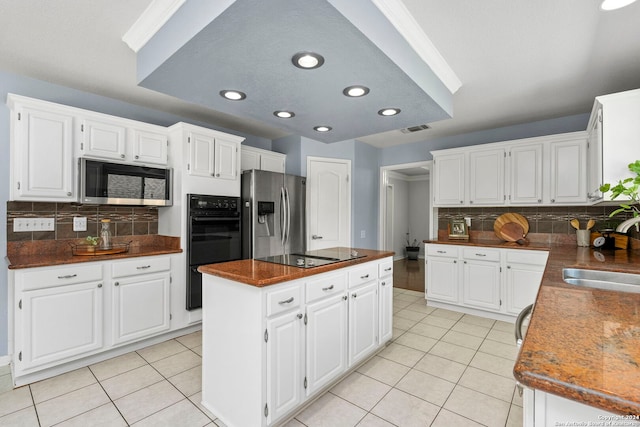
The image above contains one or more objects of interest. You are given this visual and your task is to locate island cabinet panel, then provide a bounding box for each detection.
[201,256,393,427]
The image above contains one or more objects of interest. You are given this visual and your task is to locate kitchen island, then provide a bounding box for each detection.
[426,237,640,423]
[198,248,394,427]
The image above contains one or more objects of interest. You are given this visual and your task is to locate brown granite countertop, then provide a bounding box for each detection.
[426,237,640,415]
[199,248,394,287]
[6,235,182,269]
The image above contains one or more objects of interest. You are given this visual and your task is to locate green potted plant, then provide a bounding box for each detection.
[599,160,640,232]
[405,233,420,260]
[85,236,99,252]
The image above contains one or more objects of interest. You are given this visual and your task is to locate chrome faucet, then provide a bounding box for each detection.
[615,216,640,233]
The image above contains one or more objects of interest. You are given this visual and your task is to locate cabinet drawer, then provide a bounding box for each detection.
[112,256,170,278]
[266,284,302,317]
[426,244,459,258]
[19,263,103,291]
[378,260,393,278]
[505,249,549,266]
[463,248,500,262]
[348,263,378,289]
[306,272,347,303]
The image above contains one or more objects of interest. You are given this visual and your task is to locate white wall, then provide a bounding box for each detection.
[408,177,430,257]
[388,175,408,259]
[387,172,429,259]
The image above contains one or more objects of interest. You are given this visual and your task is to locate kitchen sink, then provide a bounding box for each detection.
[562,268,640,293]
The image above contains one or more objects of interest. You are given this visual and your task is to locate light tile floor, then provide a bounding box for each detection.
[0,289,523,426]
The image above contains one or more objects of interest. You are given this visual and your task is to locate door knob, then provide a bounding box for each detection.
[312,235,323,240]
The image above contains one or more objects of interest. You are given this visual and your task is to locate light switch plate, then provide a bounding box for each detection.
[13,218,55,232]
[73,216,87,232]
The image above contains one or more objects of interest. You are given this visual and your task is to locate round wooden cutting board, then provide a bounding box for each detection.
[494,213,529,242]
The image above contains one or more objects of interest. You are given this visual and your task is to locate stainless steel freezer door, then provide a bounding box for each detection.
[242,170,285,259]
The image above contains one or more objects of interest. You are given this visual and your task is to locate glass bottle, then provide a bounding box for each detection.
[99,219,112,250]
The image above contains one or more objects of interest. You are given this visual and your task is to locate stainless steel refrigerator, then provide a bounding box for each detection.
[241,170,306,259]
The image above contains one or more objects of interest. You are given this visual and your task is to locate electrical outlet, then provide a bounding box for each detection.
[13,218,55,232]
[360,230,366,238]
[73,216,87,232]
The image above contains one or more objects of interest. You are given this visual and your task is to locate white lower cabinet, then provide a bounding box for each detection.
[425,245,459,303]
[201,257,393,427]
[111,257,171,345]
[18,281,103,371]
[11,255,173,383]
[461,248,501,311]
[505,250,548,315]
[524,388,639,427]
[425,244,548,320]
[266,309,304,424]
[348,281,378,367]
[305,284,348,396]
[378,274,394,344]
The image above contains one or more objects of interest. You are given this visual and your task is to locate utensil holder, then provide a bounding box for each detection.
[576,230,591,247]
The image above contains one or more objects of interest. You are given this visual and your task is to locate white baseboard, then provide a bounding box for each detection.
[0,355,10,367]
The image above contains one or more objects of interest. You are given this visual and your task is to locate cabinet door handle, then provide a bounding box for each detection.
[136,265,151,270]
[436,250,446,254]
[381,281,386,286]
[551,199,555,203]
[135,155,139,159]
[343,295,348,301]
[453,260,457,264]
[114,281,120,286]
[312,235,323,240]
[475,253,487,257]
[360,274,370,279]
[384,267,392,272]
[278,297,294,305]
[297,313,303,319]
[67,192,72,196]
[216,173,220,177]
[352,293,357,298]
[507,265,511,269]
[120,154,125,159]
[57,274,77,279]
[98,283,102,288]
[322,285,334,291]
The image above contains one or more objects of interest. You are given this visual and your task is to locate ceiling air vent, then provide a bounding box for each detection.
[400,124,430,134]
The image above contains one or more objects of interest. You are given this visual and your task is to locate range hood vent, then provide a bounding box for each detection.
[400,124,430,134]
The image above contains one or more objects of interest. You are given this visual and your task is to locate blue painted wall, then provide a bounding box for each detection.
[379,113,590,166]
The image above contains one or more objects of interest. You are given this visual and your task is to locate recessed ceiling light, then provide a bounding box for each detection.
[378,108,401,116]
[274,111,295,119]
[220,90,246,101]
[343,85,370,97]
[601,0,637,10]
[314,125,332,132]
[292,52,325,69]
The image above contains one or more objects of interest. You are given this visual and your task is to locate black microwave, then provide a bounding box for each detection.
[79,158,173,206]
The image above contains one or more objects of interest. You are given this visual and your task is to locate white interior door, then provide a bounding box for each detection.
[307,157,351,251]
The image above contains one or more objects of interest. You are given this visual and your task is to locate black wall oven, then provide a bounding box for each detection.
[187,194,241,310]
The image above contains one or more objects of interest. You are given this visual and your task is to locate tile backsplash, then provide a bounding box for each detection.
[438,205,639,239]
[7,201,158,242]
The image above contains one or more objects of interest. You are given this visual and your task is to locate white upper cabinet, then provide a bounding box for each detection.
[507,143,543,204]
[81,117,127,161]
[188,130,239,181]
[8,95,76,202]
[432,131,588,207]
[433,152,465,206]
[80,115,168,165]
[469,148,505,205]
[167,122,245,197]
[131,127,168,165]
[549,137,587,204]
[588,88,640,202]
[241,145,286,173]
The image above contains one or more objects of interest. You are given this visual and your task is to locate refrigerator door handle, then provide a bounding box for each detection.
[280,187,287,246]
[285,187,291,245]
